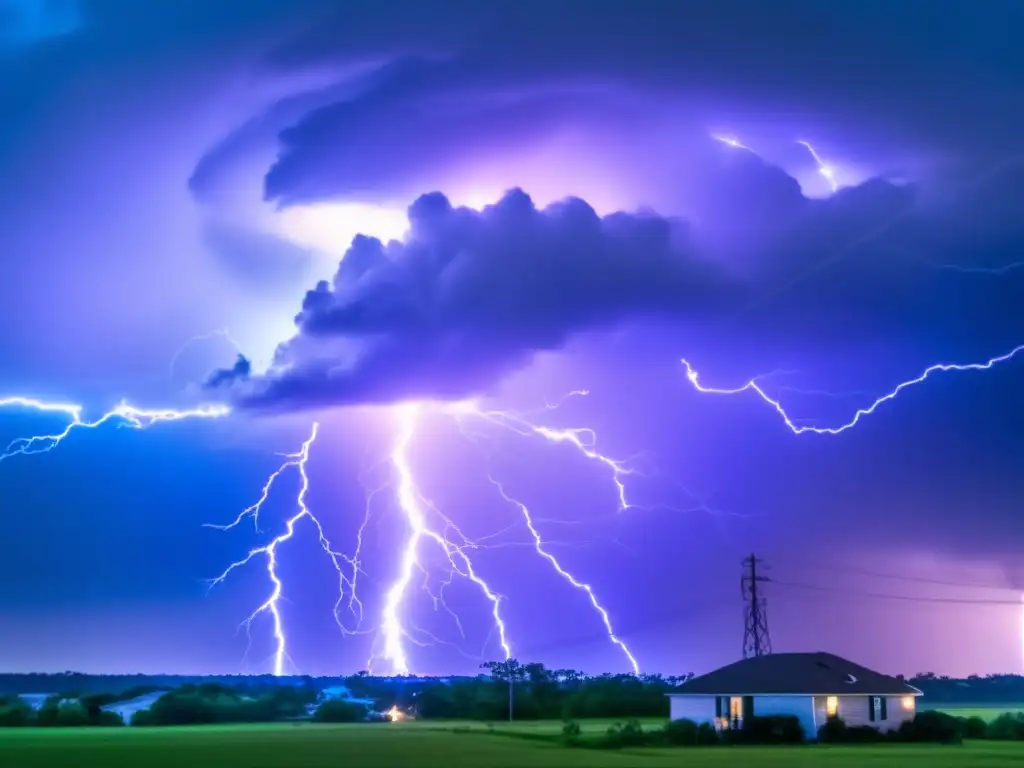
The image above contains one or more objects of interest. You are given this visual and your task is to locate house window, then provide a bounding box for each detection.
[901,696,915,711]
[869,696,888,721]
[825,696,838,717]
[730,696,743,727]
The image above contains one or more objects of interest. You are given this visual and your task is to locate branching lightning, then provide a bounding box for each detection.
[489,476,640,673]
[373,403,512,675]
[797,139,839,193]
[681,343,1024,434]
[0,398,229,462]
[170,328,243,378]
[206,422,364,676]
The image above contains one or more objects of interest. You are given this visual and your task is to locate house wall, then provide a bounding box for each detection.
[668,695,716,725]
[837,695,915,732]
[751,696,817,738]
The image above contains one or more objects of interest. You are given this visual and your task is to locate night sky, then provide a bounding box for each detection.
[2,0,1023,680]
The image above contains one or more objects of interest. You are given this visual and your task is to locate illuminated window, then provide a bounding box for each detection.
[825,696,839,716]
[901,696,915,711]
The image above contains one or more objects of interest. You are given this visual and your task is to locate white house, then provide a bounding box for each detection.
[667,652,922,739]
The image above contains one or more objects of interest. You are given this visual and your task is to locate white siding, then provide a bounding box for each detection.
[751,695,817,738]
[668,695,716,725]
[837,695,914,731]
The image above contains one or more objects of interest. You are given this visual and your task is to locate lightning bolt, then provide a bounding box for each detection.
[712,134,754,152]
[374,403,512,675]
[207,422,364,676]
[681,343,1024,435]
[797,139,839,193]
[489,477,640,673]
[448,394,642,512]
[169,328,242,378]
[0,398,229,462]
[922,258,1024,276]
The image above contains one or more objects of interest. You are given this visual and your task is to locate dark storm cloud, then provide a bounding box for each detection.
[212,148,1024,410]
[209,188,734,409]
[184,0,1024,206]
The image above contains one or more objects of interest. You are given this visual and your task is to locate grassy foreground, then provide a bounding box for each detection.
[1,721,1024,768]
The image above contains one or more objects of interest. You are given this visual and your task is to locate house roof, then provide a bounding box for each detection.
[670,653,921,696]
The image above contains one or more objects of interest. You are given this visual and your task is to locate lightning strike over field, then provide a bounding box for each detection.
[374,403,512,675]
[489,477,640,673]
[0,398,229,461]
[681,342,1024,434]
[797,139,839,193]
[207,422,362,676]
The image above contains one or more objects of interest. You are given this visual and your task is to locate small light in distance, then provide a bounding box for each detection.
[901,696,915,711]
[386,705,409,722]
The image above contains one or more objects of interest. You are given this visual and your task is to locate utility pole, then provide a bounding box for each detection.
[741,554,772,659]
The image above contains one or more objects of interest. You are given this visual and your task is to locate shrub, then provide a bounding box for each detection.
[312,699,368,723]
[818,716,885,743]
[960,716,988,740]
[0,696,32,727]
[602,720,647,748]
[817,715,846,742]
[661,718,699,745]
[696,721,720,745]
[732,715,804,744]
[986,712,1024,740]
[35,700,90,727]
[561,720,582,745]
[899,711,962,744]
[130,709,155,727]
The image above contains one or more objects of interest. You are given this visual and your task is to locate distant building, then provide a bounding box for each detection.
[100,691,167,723]
[667,652,922,738]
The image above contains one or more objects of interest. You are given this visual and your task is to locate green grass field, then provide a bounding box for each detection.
[2,721,1024,768]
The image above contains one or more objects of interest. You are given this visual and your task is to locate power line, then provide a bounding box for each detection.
[773,560,1016,591]
[771,579,1024,606]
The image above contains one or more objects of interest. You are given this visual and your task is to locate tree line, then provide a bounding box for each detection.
[0,660,692,726]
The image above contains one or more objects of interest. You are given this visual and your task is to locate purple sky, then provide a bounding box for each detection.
[1,0,1024,679]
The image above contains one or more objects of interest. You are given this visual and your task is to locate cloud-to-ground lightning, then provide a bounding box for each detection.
[681,342,1024,435]
[489,476,640,673]
[207,422,365,676]
[797,139,839,193]
[0,398,229,462]
[374,403,512,675]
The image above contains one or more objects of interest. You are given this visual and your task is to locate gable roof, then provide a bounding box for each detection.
[671,653,920,696]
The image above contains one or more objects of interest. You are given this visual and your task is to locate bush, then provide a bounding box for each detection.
[561,720,581,745]
[0,696,32,727]
[661,718,699,745]
[960,716,987,740]
[899,711,962,744]
[818,716,885,743]
[731,715,804,744]
[985,712,1024,740]
[312,699,368,723]
[36,700,90,727]
[602,720,647,748]
[696,721,720,745]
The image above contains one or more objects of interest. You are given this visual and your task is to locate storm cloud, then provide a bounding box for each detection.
[211,145,1024,411]
[210,187,734,409]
